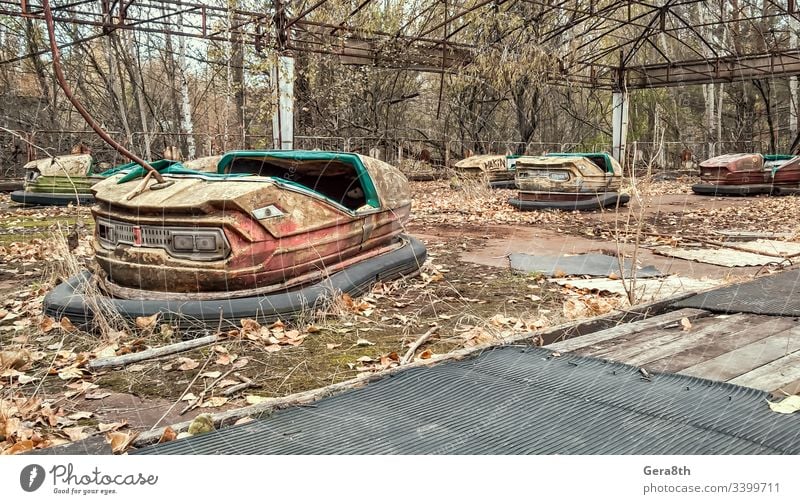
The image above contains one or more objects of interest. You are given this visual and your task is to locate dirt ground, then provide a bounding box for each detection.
[1,177,799,453]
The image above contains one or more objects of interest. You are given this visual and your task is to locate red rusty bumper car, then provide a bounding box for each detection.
[43,151,427,329]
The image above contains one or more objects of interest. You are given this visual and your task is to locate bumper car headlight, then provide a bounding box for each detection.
[172,234,195,251]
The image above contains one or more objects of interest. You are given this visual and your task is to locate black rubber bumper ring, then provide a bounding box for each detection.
[43,235,427,331]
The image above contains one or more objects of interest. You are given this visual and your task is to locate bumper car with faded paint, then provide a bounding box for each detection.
[453,154,519,188]
[769,156,800,195]
[43,151,427,329]
[10,154,102,206]
[10,154,221,206]
[691,153,795,196]
[508,153,629,211]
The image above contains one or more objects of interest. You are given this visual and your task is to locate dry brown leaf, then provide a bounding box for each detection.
[357,338,375,346]
[234,417,255,426]
[200,371,222,379]
[240,318,261,333]
[181,393,198,402]
[680,317,692,331]
[418,349,433,360]
[215,353,235,366]
[67,411,93,420]
[200,397,227,408]
[57,365,83,380]
[39,316,56,333]
[326,343,342,350]
[158,426,177,444]
[92,344,118,359]
[60,317,77,333]
[63,426,88,442]
[106,430,138,454]
[767,395,800,414]
[176,357,199,371]
[0,349,30,371]
[3,439,35,455]
[97,421,127,433]
[17,374,36,385]
[135,314,158,330]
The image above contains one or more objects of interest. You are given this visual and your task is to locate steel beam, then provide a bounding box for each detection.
[626,50,800,88]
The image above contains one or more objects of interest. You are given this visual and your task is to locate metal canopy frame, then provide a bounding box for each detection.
[2,0,799,89]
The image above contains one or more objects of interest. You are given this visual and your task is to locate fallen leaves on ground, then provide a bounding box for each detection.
[351,351,402,378]
[237,318,308,350]
[0,393,128,454]
[563,294,621,320]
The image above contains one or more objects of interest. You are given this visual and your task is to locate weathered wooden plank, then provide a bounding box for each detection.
[643,316,797,373]
[547,308,709,353]
[771,379,800,396]
[593,314,755,365]
[631,314,792,373]
[679,324,800,382]
[585,313,749,359]
[729,349,800,392]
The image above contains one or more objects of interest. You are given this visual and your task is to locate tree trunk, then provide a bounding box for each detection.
[164,31,183,156]
[753,80,776,154]
[114,31,152,159]
[231,18,245,147]
[105,32,133,148]
[23,19,56,126]
[704,84,715,157]
[177,14,196,158]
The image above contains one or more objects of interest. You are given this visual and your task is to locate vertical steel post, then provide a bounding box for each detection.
[612,90,629,169]
[272,0,294,150]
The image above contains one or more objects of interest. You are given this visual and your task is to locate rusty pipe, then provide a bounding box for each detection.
[41,0,169,186]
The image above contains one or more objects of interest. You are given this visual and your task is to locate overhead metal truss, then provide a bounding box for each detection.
[1,0,800,89]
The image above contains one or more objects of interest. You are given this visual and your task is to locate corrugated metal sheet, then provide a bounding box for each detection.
[730,240,800,258]
[135,346,800,455]
[509,253,663,278]
[550,276,721,302]
[651,245,782,267]
[674,269,800,317]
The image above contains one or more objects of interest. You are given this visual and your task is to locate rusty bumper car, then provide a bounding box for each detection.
[10,153,102,206]
[11,154,221,206]
[691,153,795,196]
[508,153,629,211]
[453,154,519,189]
[44,151,427,329]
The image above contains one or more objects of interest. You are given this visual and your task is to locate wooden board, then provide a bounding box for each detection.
[640,316,797,373]
[729,349,800,392]
[590,314,766,368]
[679,324,800,383]
[547,308,709,353]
